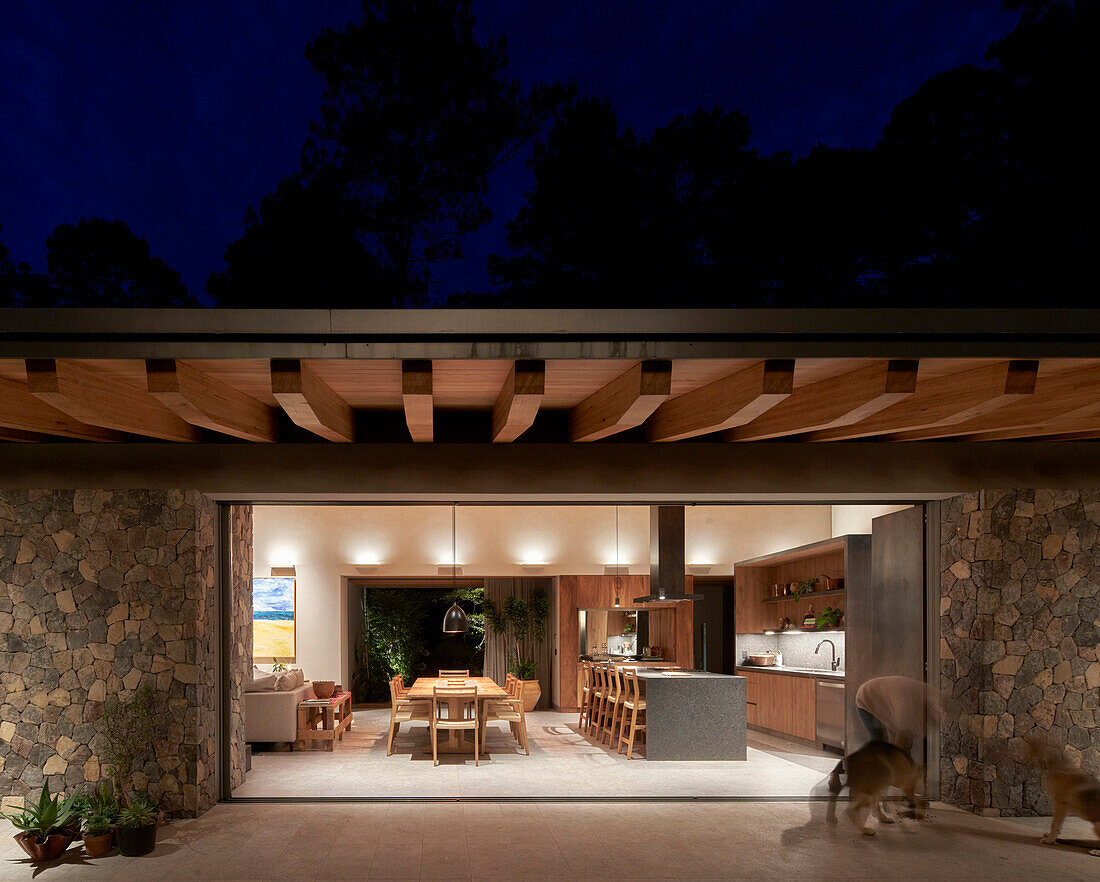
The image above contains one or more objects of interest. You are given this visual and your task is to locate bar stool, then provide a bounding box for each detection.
[589,663,606,738]
[602,663,623,745]
[578,661,593,731]
[617,667,646,759]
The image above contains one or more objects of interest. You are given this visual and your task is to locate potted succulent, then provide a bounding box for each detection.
[485,589,549,711]
[2,781,83,863]
[116,792,159,856]
[78,782,119,857]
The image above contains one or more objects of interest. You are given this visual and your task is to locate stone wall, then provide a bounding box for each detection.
[227,505,252,791]
[0,490,218,816]
[940,490,1100,816]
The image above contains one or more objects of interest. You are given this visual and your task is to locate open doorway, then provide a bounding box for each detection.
[228,502,926,800]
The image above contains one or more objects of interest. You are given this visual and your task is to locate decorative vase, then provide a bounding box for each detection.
[312,680,336,700]
[117,824,157,857]
[519,679,541,712]
[82,830,113,857]
[14,830,75,862]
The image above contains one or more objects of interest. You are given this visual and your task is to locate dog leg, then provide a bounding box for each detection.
[826,791,839,825]
[847,795,875,836]
[875,796,897,825]
[1040,805,1067,845]
[1090,821,1100,856]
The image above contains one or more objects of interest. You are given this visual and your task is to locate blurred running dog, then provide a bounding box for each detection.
[827,740,924,835]
[1026,740,1100,856]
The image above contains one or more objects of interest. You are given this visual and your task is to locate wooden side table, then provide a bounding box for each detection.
[294,691,353,751]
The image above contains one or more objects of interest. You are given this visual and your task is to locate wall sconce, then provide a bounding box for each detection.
[270,565,296,577]
[604,565,629,575]
[438,564,464,576]
[354,564,381,575]
[519,563,547,573]
[687,564,713,575]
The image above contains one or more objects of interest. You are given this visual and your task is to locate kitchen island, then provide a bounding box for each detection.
[635,670,747,761]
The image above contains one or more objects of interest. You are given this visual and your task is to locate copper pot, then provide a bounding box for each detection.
[748,653,778,667]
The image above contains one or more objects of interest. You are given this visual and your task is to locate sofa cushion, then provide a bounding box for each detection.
[275,668,305,691]
[247,667,277,692]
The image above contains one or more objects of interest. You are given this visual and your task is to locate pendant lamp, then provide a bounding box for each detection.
[443,503,468,633]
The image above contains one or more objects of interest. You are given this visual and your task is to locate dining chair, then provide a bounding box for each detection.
[578,661,593,731]
[431,685,480,766]
[386,676,430,756]
[439,669,470,678]
[481,690,530,755]
[617,668,646,760]
[602,663,623,745]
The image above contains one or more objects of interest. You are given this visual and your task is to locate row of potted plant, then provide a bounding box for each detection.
[2,779,160,862]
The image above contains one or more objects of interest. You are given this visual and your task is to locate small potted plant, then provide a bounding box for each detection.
[79,782,118,857]
[116,792,159,856]
[2,781,83,863]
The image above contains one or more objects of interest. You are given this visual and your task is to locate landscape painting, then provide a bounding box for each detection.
[253,577,295,660]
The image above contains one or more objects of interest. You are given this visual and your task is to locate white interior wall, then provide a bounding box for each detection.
[830,504,913,536]
[251,504,835,685]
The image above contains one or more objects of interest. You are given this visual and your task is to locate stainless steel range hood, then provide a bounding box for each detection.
[633,505,699,602]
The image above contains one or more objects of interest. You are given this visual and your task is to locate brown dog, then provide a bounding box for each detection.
[1027,741,1100,856]
[827,740,923,835]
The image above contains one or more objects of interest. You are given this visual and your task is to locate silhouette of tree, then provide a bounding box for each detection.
[208,172,389,308]
[0,225,51,306]
[296,0,565,307]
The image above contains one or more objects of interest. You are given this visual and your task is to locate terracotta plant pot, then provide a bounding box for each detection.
[14,830,75,862]
[82,830,113,857]
[312,680,336,699]
[117,823,157,857]
[519,679,541,712]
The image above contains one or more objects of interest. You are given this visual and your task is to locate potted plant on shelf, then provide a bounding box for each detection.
[485,588,549,711]
[791,577,818,603]
[2,781,83,862]
[116,792,159,857]
[817,606,844,630]
[78,781,119,857]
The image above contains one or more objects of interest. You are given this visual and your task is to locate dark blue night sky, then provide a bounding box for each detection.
[0,1,1015,302]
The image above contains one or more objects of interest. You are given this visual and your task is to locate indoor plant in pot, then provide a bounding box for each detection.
[116,792,159,856]
[79,782,119,857]
[2,781,83,862]
[485,589,549,711]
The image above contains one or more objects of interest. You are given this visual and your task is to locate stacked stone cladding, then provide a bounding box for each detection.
[0,490,217,816]
[940,489,1100,816]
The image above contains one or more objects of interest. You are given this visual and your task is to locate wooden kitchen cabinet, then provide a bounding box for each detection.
[742,670,816,742]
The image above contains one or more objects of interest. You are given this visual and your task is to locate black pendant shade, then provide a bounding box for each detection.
[443,602,468,634]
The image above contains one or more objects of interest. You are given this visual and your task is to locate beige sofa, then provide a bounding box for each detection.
[244,680,315,743]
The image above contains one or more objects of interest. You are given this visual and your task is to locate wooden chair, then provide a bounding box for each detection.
[602,664,623,745]
[431,686,480,766]
[617,668,646,760]
[386,676,430,756]
[439,669,470,678]
[587,663,603,737]
[481,690,530,755]
[578,661,593,731]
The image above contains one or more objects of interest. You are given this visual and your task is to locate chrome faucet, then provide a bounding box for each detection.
[815,639,841,671]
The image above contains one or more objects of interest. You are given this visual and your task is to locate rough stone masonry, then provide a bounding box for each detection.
[940,489,1100,816]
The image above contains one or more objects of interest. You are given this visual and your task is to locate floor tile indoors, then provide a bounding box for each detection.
[232,707,839,798]
[3,801,1098,880]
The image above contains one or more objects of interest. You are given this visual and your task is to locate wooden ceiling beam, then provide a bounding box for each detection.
[147,359,278,442]
[25,359,200,442]
[270,359,354,442]
[402,360,433,443]
[492,360,545,442]
[0,427,53,442]
[646,360,794,443]
[806,360,1039,441]
[0,375,121,442]
[881,365,1100,441]
[568,360,672,442]
[725,360,918,442]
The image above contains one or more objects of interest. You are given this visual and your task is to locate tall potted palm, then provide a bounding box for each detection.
[485,588,549,711]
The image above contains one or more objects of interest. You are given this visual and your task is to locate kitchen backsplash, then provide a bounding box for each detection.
[736,631,846,673]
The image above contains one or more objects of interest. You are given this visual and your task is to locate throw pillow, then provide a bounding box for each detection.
[247,668,277,692]
[275,668,304,691]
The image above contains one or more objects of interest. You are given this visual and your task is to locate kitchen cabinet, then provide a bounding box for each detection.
[741,669,816,742]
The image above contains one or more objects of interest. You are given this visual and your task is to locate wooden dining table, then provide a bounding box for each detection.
[406,676,509,754]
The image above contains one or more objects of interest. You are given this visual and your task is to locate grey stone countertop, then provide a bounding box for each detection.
[735,664,845,681]
[634,669,743,679]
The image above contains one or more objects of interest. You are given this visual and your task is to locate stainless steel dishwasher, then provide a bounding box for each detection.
[816,678,846,750]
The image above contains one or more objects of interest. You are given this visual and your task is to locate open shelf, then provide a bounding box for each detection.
[762,588,846,604]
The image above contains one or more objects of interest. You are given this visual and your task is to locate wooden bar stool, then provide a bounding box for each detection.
[578,661,593,731]
[617,667,646,759]
[589,663,606,738]
[602,663,623,745]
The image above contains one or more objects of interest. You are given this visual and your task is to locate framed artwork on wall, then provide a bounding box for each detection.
[253,576,295,661]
